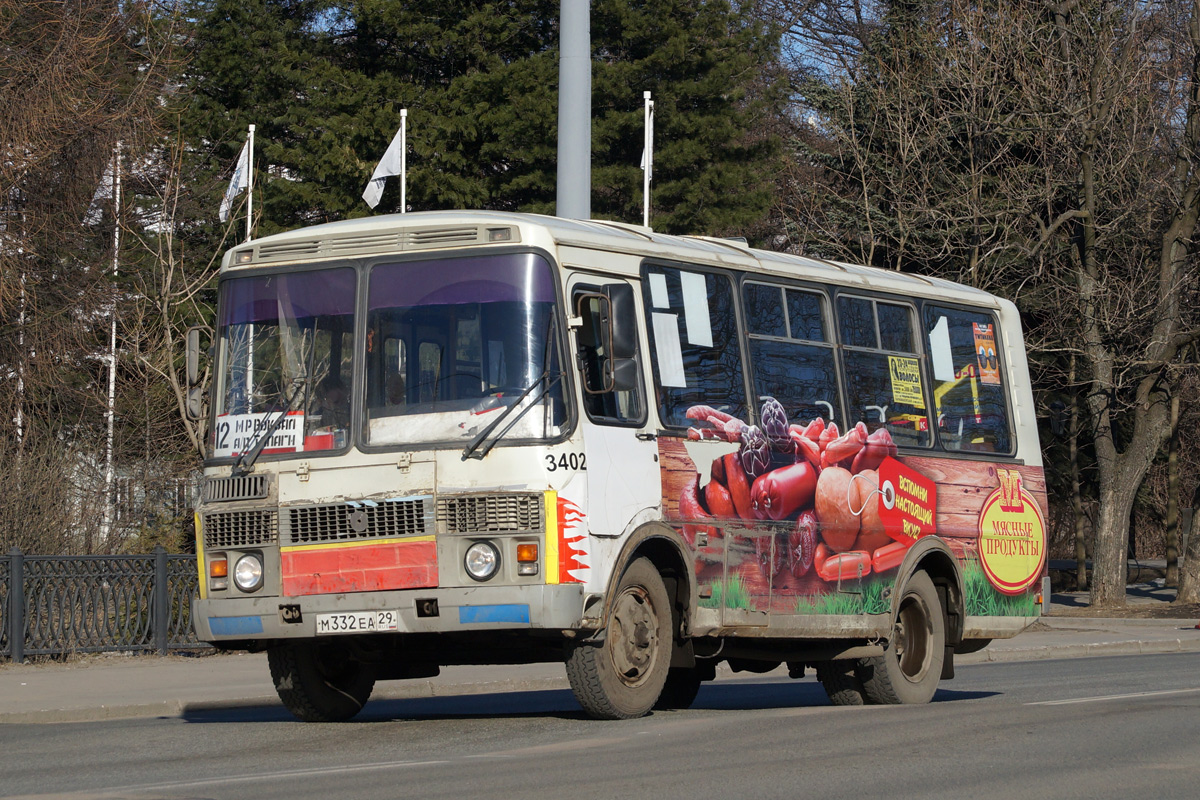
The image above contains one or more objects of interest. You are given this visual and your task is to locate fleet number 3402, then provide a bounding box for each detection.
[546,453,587,471]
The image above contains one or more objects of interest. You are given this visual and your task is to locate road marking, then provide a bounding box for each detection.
[1027,688,1200,706]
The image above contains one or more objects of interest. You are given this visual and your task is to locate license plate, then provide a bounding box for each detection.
[315,610,399,635]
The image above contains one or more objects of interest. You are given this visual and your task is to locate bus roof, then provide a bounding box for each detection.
[222,210,1003,308]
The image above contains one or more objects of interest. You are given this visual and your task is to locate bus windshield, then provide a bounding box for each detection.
[212,267,356,459]
[363,252,566,447]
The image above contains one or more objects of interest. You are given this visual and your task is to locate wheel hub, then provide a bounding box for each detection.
[895,599,930,682]
[611,588,658,684]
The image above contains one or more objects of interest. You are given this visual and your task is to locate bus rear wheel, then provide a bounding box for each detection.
[858,571,945,705]
[816,660,867,706]
[653,667,703,710]
[268,641,376,722]
[566,558,671,719]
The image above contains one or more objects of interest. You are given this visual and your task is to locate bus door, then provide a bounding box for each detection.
[568,276,659,539]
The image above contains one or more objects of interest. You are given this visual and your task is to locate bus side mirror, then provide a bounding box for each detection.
[186,326,202,386]
[186,387,205,421]
[185,326,207,421]
[605,284,636,360]
[604,284,638,392]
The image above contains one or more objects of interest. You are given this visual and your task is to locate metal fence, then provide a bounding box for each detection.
[1,547,204,662]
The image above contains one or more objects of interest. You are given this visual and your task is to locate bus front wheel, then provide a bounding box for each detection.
[858,571,945,704]
[565,557,671,719]
[268,641,376,722]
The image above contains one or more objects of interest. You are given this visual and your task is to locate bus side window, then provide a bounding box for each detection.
[642,266,747,428]
[743,282,842,429]
[837,296,931,447]
[574,289,644,424]
[923,305,1012,454]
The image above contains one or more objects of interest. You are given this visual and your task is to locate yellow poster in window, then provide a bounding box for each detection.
[888,355,925,407]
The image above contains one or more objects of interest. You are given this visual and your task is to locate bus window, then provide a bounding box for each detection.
[575,290,644,424]
[744,282,842,429]
[924,305,1012,453]
[643,266,747,428]
[213,268,356,457]
[837,295,930,447]
[362,253,565,447]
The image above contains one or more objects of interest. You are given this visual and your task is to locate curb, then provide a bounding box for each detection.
[957,636,1200,664]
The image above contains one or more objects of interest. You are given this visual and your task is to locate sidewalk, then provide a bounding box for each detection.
[2,590,1197,724]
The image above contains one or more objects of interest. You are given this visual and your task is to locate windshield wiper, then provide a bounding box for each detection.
[461,371,561,461]
[231,378,307,476]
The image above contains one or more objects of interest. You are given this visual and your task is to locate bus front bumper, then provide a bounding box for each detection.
[193,582,589,643]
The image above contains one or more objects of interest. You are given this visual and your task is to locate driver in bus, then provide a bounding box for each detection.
[316,376,350,429]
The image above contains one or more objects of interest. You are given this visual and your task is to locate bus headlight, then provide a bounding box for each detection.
[464,542,500,582]
[233,554,264,592]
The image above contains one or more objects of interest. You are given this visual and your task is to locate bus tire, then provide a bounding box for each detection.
[858,571,945,705]
[565,557,671,719]
[816,660,867,706]
[267,641,376,722]
[653,667,703,710]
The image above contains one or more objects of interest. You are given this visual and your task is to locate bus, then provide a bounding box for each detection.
[188,210,1048,721]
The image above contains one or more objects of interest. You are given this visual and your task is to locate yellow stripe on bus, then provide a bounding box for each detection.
[195,512,206,600]
[280,535,435,554]
[544,490,559,585]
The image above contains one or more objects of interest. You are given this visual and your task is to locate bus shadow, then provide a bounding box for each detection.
[182,681,998,724]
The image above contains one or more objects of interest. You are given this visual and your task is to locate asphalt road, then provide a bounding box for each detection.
[2,653,1197,800]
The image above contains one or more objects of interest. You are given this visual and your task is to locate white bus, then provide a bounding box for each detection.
[189,210,1048,721]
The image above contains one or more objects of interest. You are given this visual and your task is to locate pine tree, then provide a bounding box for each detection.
[181,0,785,236]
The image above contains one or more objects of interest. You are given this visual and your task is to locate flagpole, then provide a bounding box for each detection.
[100,141,122,553]
[400,109,407,214]
[246,124,255,241]
[643,91,653,228]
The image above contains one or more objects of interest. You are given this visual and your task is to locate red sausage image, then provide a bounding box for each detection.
[705,476,737,519]
[817,550,872,582]
[723,453,754,519]
[872,541,909,573]
[813,543,831,574]
[750,461,817,521]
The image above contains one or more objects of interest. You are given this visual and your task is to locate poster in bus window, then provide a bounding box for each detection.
[973,323,1001,385]
[888,355,924,407]
[659,396,1046,618]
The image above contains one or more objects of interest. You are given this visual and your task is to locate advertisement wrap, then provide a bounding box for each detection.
[660,398,1047,618]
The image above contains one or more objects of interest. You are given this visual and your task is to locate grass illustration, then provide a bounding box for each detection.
[796,576,893,615]
[963,561,1039,616]
[700,574,753,610]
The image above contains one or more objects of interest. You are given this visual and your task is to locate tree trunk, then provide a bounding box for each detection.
[1070,357,1088,590]
[1177,484,1200,604]
[1165,394,1181,588]
[1090,479,1135,607]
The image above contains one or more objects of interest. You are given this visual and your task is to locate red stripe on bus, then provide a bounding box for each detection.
[282,540,438,596]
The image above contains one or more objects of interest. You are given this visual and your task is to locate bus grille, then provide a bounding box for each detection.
[201,474,269,503]
[284,497,430,545]
[203,509,279,549]
[437,494,543,533]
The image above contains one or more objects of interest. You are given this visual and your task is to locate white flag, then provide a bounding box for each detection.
[219,139,251,222]
[362,125,406,209]
[640,104,654,181]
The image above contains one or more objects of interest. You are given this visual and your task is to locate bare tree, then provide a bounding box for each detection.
[776,0,1200,607]
[1,0,183,553]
